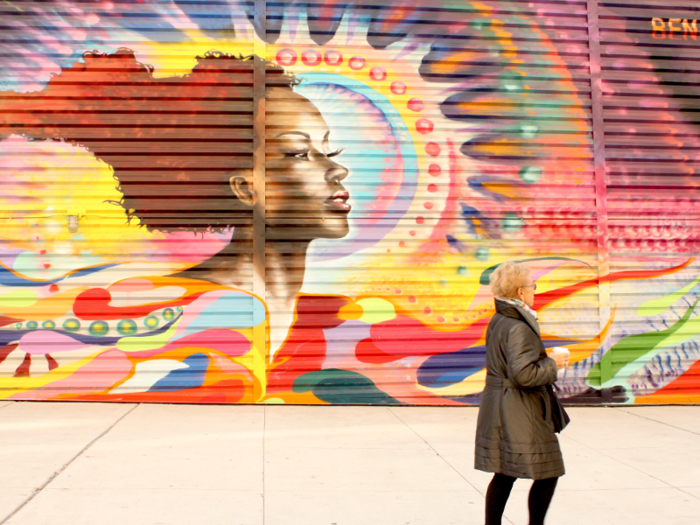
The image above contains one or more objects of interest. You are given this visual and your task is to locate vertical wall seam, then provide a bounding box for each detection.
[587,0,612,396]
[253,0,267,400]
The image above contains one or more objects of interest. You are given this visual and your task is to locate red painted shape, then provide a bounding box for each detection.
[49,284,59,293]
[349,56,366,70]
[642,357,700,398]
[416,119,434,134]
[14,353,31,377]
[534,258,694,310]
[276,49,297,66]
[46,354,59,370]
[301,50,322,66]
[355,314,489,363]
[0,344,18,365]
[355,339,396,364]
[429,164,441,177]
[370,67,387,81]
[390,81,406,94]
[0,315,22,328]
[407,98,424,112]
[324,51,343,66]
[72,288,204,321]
[293,295,350,329]
[425,142,440,156]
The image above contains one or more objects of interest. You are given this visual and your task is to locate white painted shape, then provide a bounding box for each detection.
[109,359,187,394]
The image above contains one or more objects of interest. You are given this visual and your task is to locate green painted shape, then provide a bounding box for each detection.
[0,290,38,309]
[519,166,543,184]
[116,320,179,353]
[501,213,522,233]
[588,299,700,387]
[480,257,588,285]
[292,369,400,405]
[117,319,138,336]
[89,321,109,336]
[63,319,81,332]
[637,274,700,316]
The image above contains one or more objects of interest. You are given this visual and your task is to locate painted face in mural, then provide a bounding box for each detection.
[262,88,350,239]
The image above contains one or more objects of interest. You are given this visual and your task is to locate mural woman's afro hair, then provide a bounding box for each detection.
[0,48,300,232]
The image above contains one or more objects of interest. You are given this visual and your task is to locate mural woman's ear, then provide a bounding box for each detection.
[228,170,256,207]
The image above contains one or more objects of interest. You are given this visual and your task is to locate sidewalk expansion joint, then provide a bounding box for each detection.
[0,403,140,525]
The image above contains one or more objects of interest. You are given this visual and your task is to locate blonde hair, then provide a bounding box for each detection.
[490,261,532,300]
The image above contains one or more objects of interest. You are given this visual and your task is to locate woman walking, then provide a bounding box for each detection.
[475,261,570,525]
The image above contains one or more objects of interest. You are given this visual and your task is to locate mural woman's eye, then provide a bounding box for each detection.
[327,148,344,158]
[287,150,310,160]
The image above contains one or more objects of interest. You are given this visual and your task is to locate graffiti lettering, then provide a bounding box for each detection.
[651,17,698,41]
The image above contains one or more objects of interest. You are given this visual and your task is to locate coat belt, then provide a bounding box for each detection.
[485,375,515,388]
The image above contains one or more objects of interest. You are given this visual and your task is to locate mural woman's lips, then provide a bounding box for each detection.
[325,190,351,212]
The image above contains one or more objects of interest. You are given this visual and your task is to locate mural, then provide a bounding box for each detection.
[1,0,699,405]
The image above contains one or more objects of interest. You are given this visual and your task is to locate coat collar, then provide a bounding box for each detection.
[494,299,541,337]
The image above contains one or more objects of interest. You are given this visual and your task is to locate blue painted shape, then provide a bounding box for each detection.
[417,340,579,388]
[149,353,209,392]
[0,263,117,287]
[418,345,488,388]
[178,293,266,338]
[446,234,465,253]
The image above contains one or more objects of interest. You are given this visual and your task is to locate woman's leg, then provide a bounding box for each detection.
[528,477,559,525]
[485,473,517,525]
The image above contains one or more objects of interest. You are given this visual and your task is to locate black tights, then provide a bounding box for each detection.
[485,473,558,525]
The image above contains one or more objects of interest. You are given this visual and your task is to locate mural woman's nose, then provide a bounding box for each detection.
[325,164,349,184]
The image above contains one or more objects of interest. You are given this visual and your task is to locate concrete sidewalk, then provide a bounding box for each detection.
[0,402,698,525]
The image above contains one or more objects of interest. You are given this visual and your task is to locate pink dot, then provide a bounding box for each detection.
[424,306,432,315]
[390,81,406,94]
[324,51,343,66]
[399,241,406,247]
[349,56,366,70]
[453,317,460,322]
[276,49,297,66]
[416,216,425,224]
[370,66,386,81]
[409,230,416,236]
[407,98,423,112]
[436,316,445,323]
[395,288,402,295]
[301,50,322,66]
[408,296,417,303]
[428,184,438,193]
[43,263,51,269]
[416,119,434,135]
[49,284,59,293]
[426,143,440,157]
[429,164,441,177]
[424,202,434,210]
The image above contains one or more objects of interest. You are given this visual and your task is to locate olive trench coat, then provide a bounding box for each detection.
[474,299,565,480]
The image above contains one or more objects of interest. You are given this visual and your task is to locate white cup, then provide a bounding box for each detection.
[549,347,570,370]
[550,346,570,358]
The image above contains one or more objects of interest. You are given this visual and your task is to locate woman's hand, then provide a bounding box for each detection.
[548,347,570,370]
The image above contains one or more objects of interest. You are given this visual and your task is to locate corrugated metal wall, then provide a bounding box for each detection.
[0,0,699,405]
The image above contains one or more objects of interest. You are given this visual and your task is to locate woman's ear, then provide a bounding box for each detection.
[228,170,256,206]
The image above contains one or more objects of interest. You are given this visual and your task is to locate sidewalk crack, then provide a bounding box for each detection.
[0,403,140,525]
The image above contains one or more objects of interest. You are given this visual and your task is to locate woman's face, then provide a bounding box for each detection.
[518,277,536,308]
[264,88,350,240]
